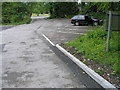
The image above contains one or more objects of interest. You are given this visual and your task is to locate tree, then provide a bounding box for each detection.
[0,2,2,23]
[32,2,49,16]
[2,2,33,24]
[48,2,79,18]
[80,2,120,13]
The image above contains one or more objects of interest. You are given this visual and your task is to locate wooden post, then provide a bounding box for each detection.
[106,11,112,52]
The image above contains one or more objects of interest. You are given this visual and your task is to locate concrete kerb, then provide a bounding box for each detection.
[42,33,117,89]
[56,44,118,90]
[42,34,55,46]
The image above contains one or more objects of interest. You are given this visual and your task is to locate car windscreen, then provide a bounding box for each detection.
[72,16,78,19]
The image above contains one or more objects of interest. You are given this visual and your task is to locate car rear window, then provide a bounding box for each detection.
[78,15,85,19]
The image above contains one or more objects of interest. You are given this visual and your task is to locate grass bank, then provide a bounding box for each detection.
[1,18,32,25]
[67,25,120,75]
[0,22,27,25]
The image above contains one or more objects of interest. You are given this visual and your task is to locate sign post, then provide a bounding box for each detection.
[106,11,112,52]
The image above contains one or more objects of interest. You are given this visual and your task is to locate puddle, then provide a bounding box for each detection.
[0,44,6,53]
[2,72,22,85]
[29,43,38,47]
[19,56,34,62]
[20,42,26,45]
[10,61,17,64]
[42,48,53,54]
[30,37,35,40]
[23,51,33,55]
[2,71,34,86]
[8,42,12,44]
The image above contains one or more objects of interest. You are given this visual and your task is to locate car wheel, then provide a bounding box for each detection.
[75,22,79,26]
[93,22,98,26]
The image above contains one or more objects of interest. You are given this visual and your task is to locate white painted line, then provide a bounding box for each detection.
[69,29,77,30]
[57,28,77,31]
[57,31,86,35]
[42,34,55,46]
[56,44,117,89]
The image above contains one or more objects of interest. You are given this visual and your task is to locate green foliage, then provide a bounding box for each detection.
[95,69,106,76]
[80,2,120,14]
[2,2,120,23]
[0,2,2,24]
[32,2,49,15]
[2,2,32,24]
[48,2,79,18]
[87,26,107,39]
[67,26,120,74]
[32,13,49,17]
[87,12,106,19]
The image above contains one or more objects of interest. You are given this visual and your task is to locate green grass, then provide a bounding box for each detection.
[0,22,27,25]
[32,13,49,17]
[95,69,106,76]
[67,25,120,75]
[1,17,32,25]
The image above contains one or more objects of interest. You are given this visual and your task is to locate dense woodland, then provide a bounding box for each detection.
[1,2,120,24]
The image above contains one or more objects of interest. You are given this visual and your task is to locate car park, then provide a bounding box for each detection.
[70,15,103,26]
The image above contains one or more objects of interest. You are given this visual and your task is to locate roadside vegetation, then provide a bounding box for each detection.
[2,2,33,25]
[2,2,120,24]
[67,26,120,75]
[31,13,49,17]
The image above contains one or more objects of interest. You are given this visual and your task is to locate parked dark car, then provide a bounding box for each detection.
[70,15,103,26]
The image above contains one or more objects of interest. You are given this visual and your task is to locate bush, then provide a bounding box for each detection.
[23,16,32,24]
[78,12,106,19]
[2,2,32,24]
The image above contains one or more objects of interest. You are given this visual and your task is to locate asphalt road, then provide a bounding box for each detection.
[0,16,49,31]
[37,19,89,44]
[1,18,102,88]
[0,25,16,31]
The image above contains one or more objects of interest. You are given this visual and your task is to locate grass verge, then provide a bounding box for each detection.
[0,22,26,25]
[67,25,120,75]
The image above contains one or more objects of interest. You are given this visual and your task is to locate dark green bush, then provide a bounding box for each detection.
[2,2,32,24]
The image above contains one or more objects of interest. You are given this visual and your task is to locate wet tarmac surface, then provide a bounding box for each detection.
[0,25,16,31]
[37,19,89,44]
[1,18,102,88]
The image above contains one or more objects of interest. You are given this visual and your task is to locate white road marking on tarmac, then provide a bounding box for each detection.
[42,34,55,46]
[69,29,77,30]
[57,31,86,35]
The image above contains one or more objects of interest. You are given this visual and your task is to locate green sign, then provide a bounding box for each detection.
[106,11,120,31]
